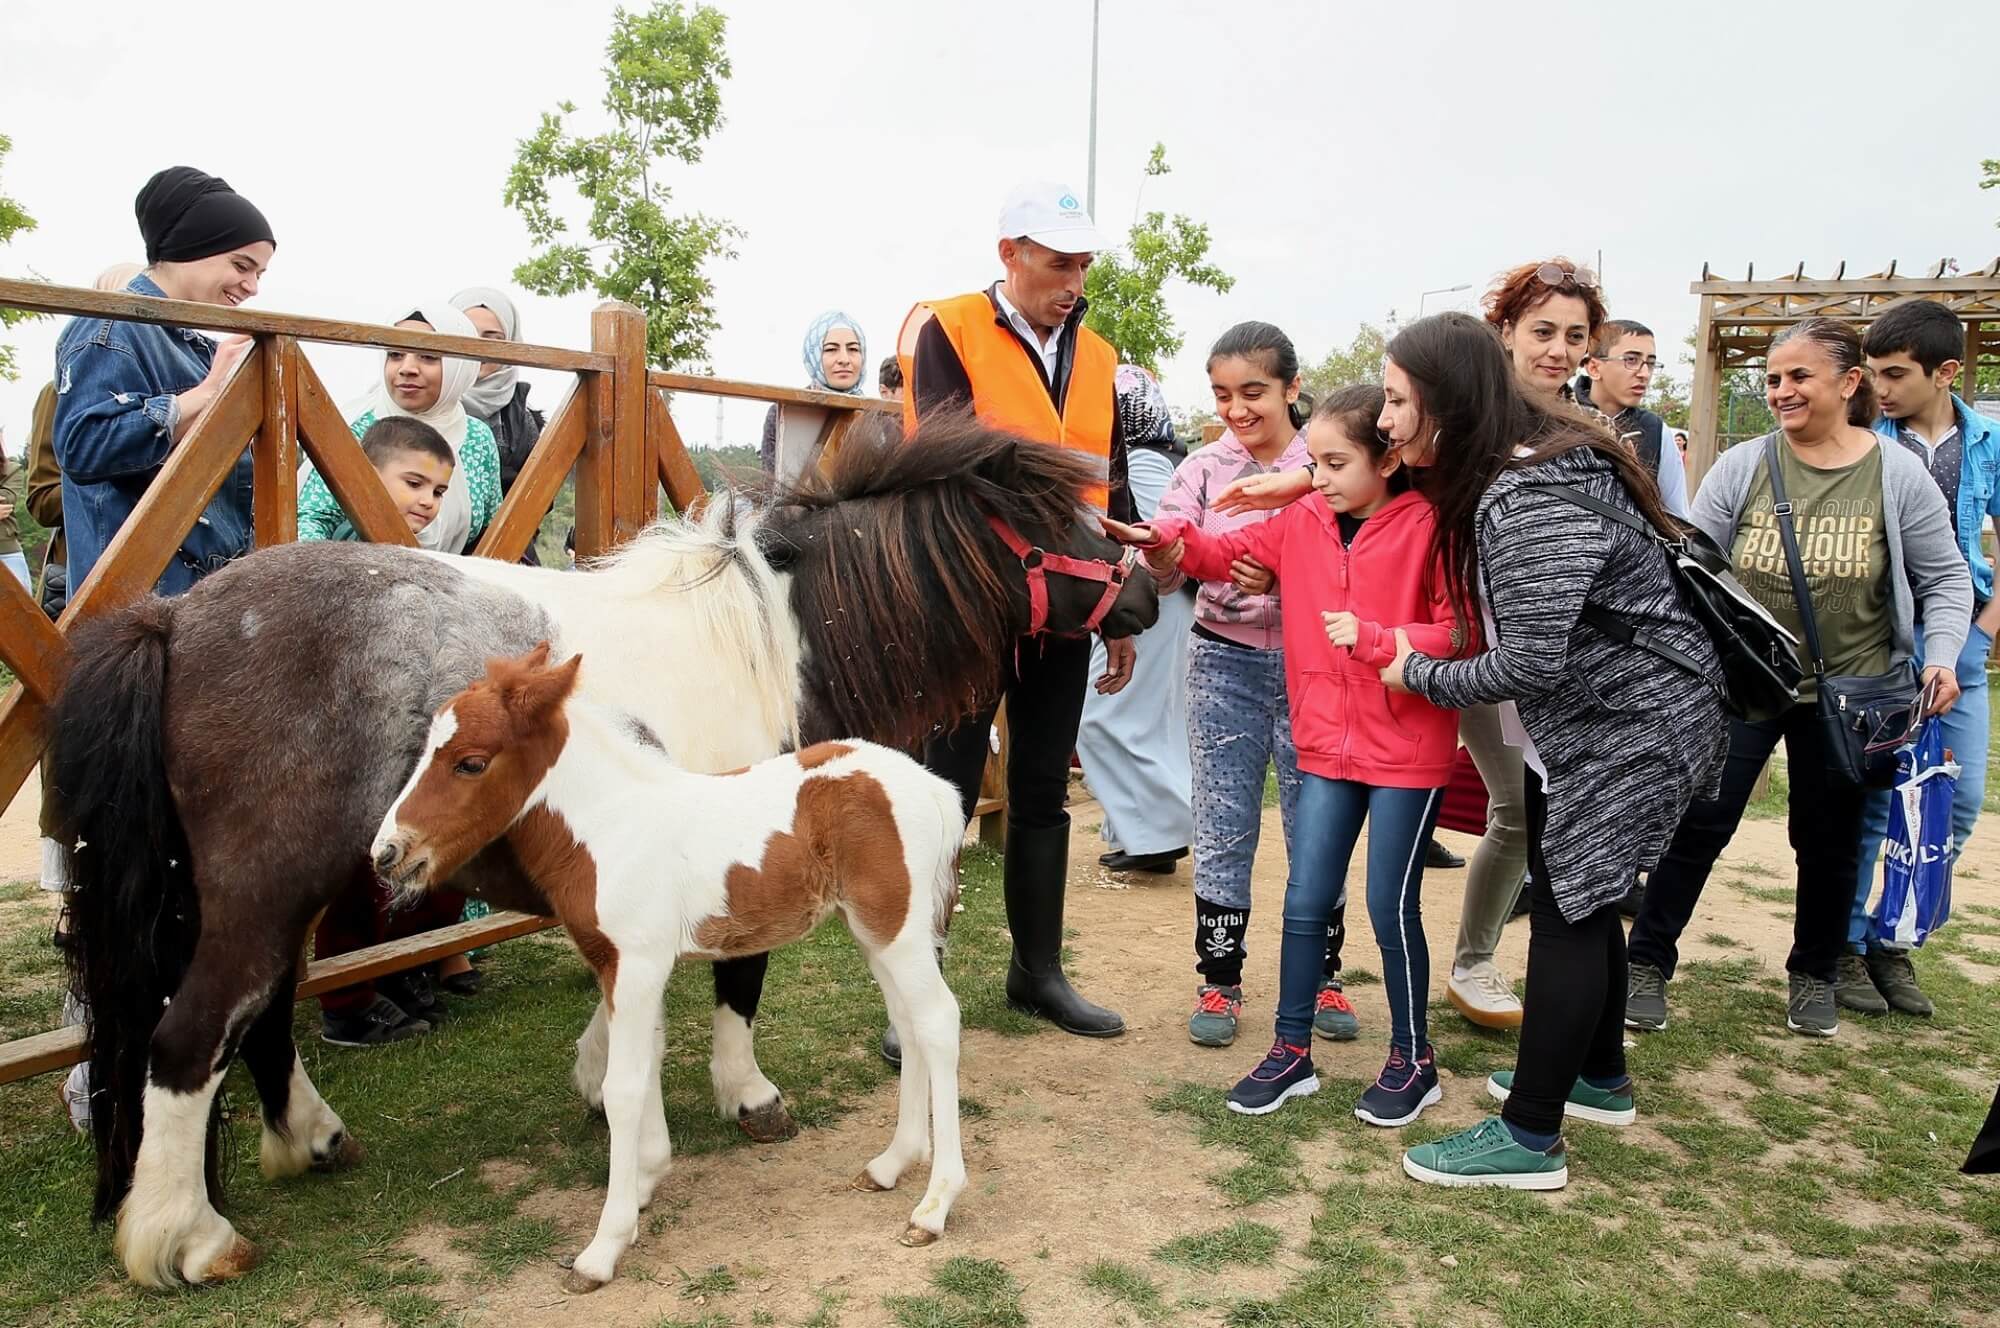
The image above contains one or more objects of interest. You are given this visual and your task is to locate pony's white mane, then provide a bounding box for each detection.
[588,499,802,753]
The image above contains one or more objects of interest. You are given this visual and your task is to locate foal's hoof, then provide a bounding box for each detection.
[736,1097,799,1143]
[561,1267,608,1295]
[899,1224,941,1248]
[205,1235,263,1282]
[851,1169,891,1193]
[312,1132,367,1172]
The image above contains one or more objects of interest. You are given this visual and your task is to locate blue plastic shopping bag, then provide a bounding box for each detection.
[1871,716,1958,948]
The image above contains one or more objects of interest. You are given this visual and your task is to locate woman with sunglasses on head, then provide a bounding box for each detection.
[1212,258,1611,1034]
[1369,311,1727,1188]
[1623,317,1968,1040]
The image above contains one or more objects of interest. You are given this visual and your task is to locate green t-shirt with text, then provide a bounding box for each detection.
[1730,441,1891,701]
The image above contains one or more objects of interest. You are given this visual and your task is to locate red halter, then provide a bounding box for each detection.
[986,515,1140,637]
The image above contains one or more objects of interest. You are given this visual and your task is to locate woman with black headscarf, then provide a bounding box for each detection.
[52,165,275,596]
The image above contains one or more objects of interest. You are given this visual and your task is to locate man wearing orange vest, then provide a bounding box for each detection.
[891,182,1136,1054]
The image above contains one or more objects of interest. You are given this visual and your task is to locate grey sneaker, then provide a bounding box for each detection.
[1786,973,1838,1038]
[1189,984,1243,1047]
[1624,962,1668,1032]
[1865,948,1935,1018]
[1835,953,1889,1015]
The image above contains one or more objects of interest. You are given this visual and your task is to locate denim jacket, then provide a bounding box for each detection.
[52,273,255,597]
[1874,395,2000,605]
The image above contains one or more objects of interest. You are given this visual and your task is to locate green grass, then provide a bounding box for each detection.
[1150,939,2000,1328]
[885,1257,1026,1328]
[4,822,1999,1327]
[1080,1259,1167,1321]
[1152,1219,1282,1272]
[0,847,1026,1327]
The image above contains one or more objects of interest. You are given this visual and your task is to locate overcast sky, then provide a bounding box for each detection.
[3,0,1998,452]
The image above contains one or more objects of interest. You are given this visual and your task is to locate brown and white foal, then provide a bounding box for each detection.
[371,645,968,1291]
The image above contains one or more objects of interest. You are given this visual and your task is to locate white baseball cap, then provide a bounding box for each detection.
[996,180,1106,255]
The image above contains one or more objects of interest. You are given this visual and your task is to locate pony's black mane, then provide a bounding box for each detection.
[756,415,1098,749]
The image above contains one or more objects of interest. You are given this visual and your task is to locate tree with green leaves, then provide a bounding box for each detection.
[505,2,739,370]
[0,134,40,382]
[1083,145,1234,372]
[1981,157,2000,223]
[1301,322,1389,399]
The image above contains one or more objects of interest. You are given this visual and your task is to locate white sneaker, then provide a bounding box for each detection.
[39,836,71,893]
[1448,961,1523,1030]
[61,1062,91,1132]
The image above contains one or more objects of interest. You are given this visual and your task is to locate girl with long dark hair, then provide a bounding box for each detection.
[1372,312,1727,1188]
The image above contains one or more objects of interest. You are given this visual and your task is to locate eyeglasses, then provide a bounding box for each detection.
[1595,352,1661,372]
[1534,262,1598,292]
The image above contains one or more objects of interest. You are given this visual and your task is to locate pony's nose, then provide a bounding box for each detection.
[373,839,401,873]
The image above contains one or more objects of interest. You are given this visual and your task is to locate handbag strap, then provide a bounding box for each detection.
[1529,481,1724,697]
[1762,436,1829,676]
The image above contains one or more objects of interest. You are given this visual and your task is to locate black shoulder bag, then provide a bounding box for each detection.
[1532,482,1803,723]
[1763,438,1918,789]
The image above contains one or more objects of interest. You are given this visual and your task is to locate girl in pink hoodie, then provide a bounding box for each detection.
[1108,386,1464,1125]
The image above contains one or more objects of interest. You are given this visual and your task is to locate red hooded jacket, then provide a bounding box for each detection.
[1148,490,1462,788]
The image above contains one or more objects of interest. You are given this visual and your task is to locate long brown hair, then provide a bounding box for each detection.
[1388,313,1677,628]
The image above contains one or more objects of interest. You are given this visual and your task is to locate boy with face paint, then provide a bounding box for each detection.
[1840,301,2000,1018]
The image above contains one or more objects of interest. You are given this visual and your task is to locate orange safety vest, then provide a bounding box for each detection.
[897,291,1116,511]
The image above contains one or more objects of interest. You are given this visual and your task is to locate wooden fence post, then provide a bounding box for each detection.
[586,301,648,554]
[253,336,298,547]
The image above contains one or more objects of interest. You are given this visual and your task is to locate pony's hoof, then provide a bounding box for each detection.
[561,1267,608,1295]
[313,1132,366,1172]
[851,1170,891,1193]
[900,1224,941,1248]
[205,1234,262,1281]
[736,1097,798,1143]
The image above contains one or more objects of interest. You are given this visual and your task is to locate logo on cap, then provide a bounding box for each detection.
[1059,193,1080,210]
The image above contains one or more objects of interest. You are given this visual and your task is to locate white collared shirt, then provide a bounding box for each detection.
[992,283,1062,383]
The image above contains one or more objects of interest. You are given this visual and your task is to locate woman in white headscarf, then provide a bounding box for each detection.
[761,309,867,476]
[1077,364,1196,869]
[451,286,546,494]
[295,300,502,553]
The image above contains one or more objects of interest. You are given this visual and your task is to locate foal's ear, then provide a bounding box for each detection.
[511,651,583,721]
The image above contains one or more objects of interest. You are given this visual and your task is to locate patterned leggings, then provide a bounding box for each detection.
[1187,635,1301,910]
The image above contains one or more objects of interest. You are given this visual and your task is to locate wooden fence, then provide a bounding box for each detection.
[0,281,1000,1083]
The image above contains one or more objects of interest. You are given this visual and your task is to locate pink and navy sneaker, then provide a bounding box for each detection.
[1226,1040,1319,1116]
[1354,1043,1441,1127]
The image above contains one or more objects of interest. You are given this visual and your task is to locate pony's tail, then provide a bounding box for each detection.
[926,777,967,950]
[47,598,205,1222]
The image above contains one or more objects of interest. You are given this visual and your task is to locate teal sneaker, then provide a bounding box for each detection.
[1402,1116,1568,1190]
[1188,984,1243,1048]
[1485,1070,1635,1126]
[1313,978,1359,1041]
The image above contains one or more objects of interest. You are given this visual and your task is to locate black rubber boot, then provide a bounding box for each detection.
[1003,821,1125,1037]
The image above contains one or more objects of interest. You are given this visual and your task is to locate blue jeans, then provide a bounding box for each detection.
[1187,636,1300,911]
[1849,622,1992,953]
[1278,774,1442,1053]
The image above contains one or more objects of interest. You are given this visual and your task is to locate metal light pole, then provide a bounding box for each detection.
[1086,0,1101,216]
[1418,283,1471,317]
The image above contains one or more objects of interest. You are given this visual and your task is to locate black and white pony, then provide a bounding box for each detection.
[48,420,1157,1286]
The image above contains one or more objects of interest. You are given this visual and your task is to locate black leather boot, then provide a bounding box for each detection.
[1003,821,1125,1037]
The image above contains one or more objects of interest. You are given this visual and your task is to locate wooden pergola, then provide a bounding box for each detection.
[1684,258,2000,488]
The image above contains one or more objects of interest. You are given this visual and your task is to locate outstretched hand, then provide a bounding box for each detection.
[1100,515,1183,574]
[1212,467,1314,516]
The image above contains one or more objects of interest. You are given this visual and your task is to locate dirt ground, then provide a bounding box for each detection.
[366,775,1997,1327]
[6,771,1991,1327]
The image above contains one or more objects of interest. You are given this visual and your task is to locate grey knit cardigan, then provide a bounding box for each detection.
[1688,433,1971,672]
[1405,446,1729,923]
